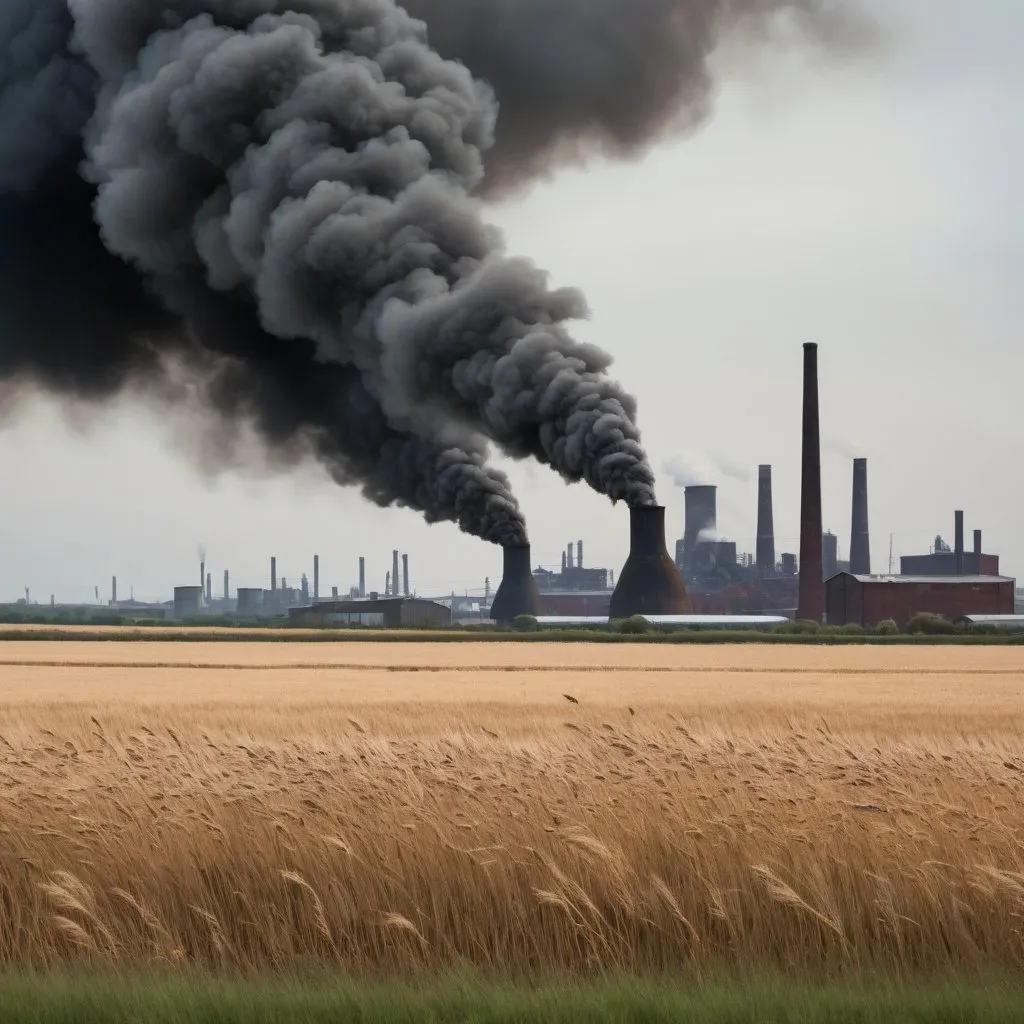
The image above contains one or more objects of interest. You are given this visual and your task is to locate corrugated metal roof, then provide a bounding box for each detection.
[842,574,1016,585]
[957,615,1024,629]
[534,615,789,628]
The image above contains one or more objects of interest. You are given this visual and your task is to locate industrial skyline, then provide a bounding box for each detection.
[0,0,1019,605]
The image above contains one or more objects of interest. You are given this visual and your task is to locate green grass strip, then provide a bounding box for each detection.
[2,971,1022,1024]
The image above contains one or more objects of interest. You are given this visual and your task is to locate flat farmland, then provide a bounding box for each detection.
[0,641,1022,976]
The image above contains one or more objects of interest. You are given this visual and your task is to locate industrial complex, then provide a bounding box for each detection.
[5,345,1021,629]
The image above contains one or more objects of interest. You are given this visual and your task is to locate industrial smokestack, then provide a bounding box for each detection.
[609,506,690,619]
[561,550,567,572]
[567,543,574,570]
[577,540,583,569]
[974,529,982,568]
[490,545,540,623]
[402,554,410,597]
[270,557,277,593]
[313,554,320,602]
[955,511,965,575]
[111,576,117,606]
[223,570,229,602]
[392,551,400,599]
[206,573,212,605]
[683,485,718,564]
[358,557,366,599]
[756,465,775,574]
[797,343,824,623]
[200,561,205,596]
[850,458,870,575]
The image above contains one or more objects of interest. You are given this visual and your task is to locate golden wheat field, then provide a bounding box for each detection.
[0,640,1022,976]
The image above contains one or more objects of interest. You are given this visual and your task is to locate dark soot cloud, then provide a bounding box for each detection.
[0,0,869,537]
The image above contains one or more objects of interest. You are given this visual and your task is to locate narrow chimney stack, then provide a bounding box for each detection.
[609,506,691,619]
[954,511,965,575]
[402,554,410,597]
[313,554,320,602]
[392,550,400,598]
[974,529,982,571]
[850,458,871,575]
[491,545,541,623]
[561,550,567,572]
[111,576,117,606]
[358,557,366,598]
[567,543,574,570]
[797,343,825,623]
[756,465,775,574]
[270,556,277,592]
[683,485,717,568]
[200,561,205,596]
[577,540,583,569]
[223,570,229,601]
[206,573,212,605]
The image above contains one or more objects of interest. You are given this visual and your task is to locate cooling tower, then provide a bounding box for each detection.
[490,545,541,623]
[609,505,690,619]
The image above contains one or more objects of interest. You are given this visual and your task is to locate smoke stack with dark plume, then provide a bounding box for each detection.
[491,545,541,623]
[797,343,824,624]
[850,458,870,575]
[610,506,690,619]
[0,0,873,538]
[756,465,775,574]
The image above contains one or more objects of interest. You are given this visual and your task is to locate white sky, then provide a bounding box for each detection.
[0,0,1020,604]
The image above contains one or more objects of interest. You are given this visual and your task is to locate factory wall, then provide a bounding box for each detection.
[827,574,1015,629]
[536,592,612,617]
[900,552,1000,577]
[289,598,451,629]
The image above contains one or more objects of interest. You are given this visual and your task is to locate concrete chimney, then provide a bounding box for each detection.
[392,550,400,598]
[954,511,965,575]
[797,343,825,623]
[683,485,717,550]
[358,557,366,598]
[313,554,320,602]
[561,550,567,572]
[111,576,117,605]
[609,506,691,619]
[206,573,212,605]
[491,545,541,623]
[402,554,410,597]
[223,570,229,601]
[200,561,205,597]
[974,529,982,571]
[270,556,277,592]
[567,543,574,570]
[577,540,583,569]
[850,458,871,575]
[756,465,775,574]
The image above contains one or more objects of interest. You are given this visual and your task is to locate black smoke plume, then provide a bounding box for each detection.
[402,0,875,195]
[0,0,868,536]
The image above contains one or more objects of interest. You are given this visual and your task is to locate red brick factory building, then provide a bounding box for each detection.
[826,573,1015,630]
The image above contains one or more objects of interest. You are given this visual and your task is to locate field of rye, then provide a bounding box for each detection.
[0,640,1021,978]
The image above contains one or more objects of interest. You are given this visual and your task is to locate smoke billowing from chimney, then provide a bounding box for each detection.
[402,0,876,196]
[0,0,875,543]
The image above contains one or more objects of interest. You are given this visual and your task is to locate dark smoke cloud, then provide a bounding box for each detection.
[402,0,875,194]
[0,0,866,540]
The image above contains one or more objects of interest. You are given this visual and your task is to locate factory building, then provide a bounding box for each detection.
[826,574,1016,629]
[289,597,451,629]
[900,515,1000,577]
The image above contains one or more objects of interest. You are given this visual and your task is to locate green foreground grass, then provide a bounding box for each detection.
[2,972,1022,1024]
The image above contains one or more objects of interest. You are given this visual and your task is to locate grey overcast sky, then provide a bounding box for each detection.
[0,0,1020,604]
